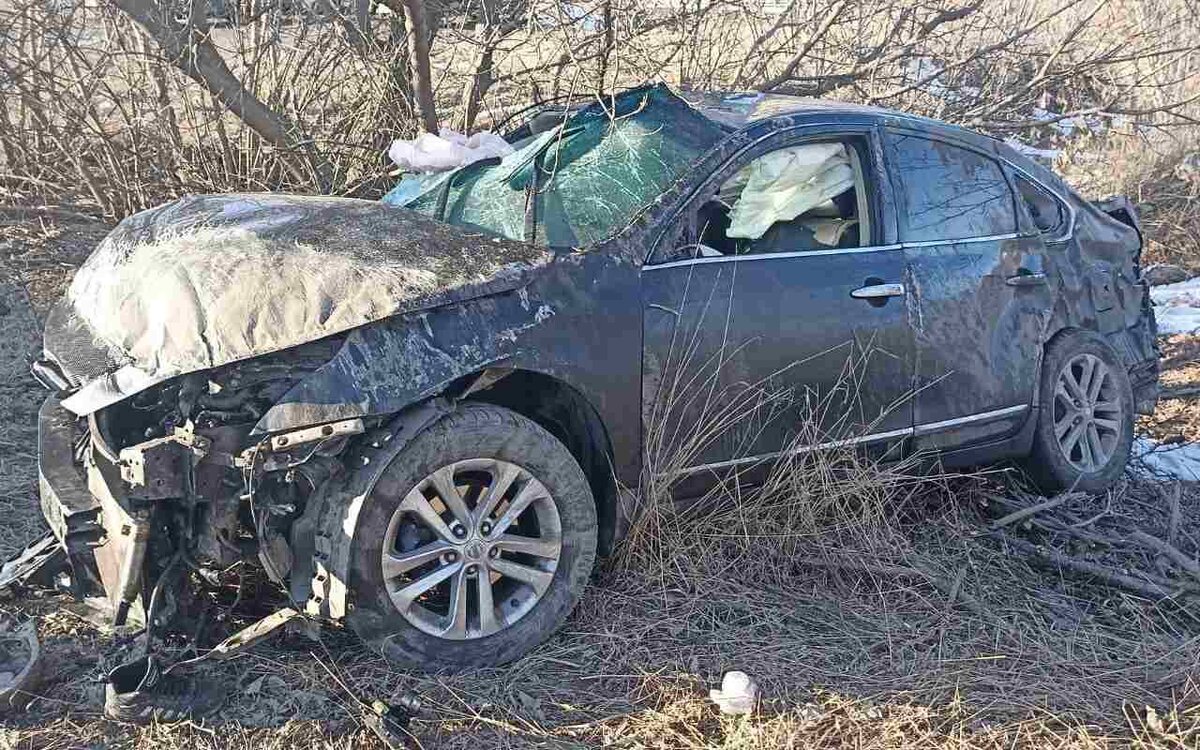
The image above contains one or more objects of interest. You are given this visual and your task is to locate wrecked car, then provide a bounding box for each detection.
[31,85,1158,670]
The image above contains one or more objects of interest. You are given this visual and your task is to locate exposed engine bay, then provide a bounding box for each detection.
[38,335,363,629]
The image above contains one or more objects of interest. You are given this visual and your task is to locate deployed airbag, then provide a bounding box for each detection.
[724,143,854,240]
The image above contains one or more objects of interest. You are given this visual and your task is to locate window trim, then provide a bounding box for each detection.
[882,127,1020,245]
[644,123,887,267]
[1005,165,1075,244]
[643,243,903,272]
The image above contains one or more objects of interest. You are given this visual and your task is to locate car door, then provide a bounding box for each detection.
[640,126,916,478]
[883,129,1053,450]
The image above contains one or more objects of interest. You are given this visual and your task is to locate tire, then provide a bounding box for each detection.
[1025,329,1135,494]
[345,403,597,669]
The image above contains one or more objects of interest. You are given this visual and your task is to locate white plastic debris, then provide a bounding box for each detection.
[709,670,758,715]
[387,128,513,174]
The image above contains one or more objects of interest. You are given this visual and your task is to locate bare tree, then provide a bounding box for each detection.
[379,0,439,132]
[109,0,333,188]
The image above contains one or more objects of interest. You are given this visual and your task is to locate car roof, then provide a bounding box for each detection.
[680,89,993,145]
[689,89,946,126]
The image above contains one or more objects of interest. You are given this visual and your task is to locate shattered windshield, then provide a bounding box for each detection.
[382,87,725,248]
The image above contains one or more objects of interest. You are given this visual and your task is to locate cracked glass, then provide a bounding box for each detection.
[386,87,726,248]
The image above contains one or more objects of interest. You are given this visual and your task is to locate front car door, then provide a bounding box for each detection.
[640,125,916,481]
[883,128,1055,450]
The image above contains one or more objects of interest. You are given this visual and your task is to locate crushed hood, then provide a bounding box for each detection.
[48,193,551,415]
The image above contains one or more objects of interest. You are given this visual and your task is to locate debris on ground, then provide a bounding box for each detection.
[104,653,223,724]
[364,695,422,748]
[1144,263,1191,286]
[0,618,41,712]
[709,670,758,715]
[981,485,1200,605]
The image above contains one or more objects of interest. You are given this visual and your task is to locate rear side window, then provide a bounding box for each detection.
[1014,174,1067,238]
[886,133,1016,243]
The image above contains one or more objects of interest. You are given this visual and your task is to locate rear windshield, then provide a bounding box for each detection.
[382,87,725,248]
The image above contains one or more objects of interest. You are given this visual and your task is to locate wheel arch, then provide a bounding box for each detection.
[461,368,621,556]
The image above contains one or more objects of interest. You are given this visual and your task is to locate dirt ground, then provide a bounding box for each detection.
[0,221,1198,749]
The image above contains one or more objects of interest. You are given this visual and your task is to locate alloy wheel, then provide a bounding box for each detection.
[380,459,562,640]
[1052,353,1123,473]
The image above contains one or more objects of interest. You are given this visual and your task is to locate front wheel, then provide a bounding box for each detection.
[1026,330,1135,494]
[345,403,597,669]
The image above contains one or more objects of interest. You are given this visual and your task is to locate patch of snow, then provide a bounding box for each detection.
[1150,276,1200,335]
[1003,137,1061,163]
[902,57,955,101]
[1132,438,1200,481]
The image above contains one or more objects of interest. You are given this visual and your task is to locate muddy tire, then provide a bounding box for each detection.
[345,403,597,669]
[1025,330,1135,494]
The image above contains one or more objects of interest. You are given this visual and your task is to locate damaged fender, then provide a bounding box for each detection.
[292,398,454,619]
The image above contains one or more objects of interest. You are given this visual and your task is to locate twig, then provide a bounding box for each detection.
[987,493,1076,531]
[1166,482,1182,546]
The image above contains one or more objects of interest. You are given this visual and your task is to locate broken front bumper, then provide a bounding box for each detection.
[37,395,148,623]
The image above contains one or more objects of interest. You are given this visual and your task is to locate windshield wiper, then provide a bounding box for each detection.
[523,124,585,243]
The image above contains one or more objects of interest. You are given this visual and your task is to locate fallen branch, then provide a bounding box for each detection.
[994,533,1185,601]
[1130,530,1200,580]
[988,493,1077,531]
[1166,482,1182,546]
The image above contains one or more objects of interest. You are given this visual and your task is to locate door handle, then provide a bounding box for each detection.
[1005,271,1047,287]
[851,282,906,300]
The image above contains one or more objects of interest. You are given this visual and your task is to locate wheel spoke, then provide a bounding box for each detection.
[389,561,461,611]
[383,541,453,579]
[1087,361,1106,403]
[477,571,499,635]
[1054,411,1076,440]
[490,481,543,537]
[429,465,472,526]
[1086,422,1107,465]
[476,462,521,524]
[1093,400,1120,415]
[1093,416,1120,433]
[493,534,561,560]
[1061,421,1085,458]
[1077,425,1095,470]
[1062,364,1088,403]
[1077,357,1097,404]
[441,566,470,638]
[489,557,554,593]
[400,489,457,543]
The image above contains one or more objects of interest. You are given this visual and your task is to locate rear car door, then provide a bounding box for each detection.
[883,129,1054,449]
[641,126,915,477]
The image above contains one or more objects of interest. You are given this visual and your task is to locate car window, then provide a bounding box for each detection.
[886,133,1016,243]
[683,140,870,259]
[386,87,725,248]
[1013,174,1067,237]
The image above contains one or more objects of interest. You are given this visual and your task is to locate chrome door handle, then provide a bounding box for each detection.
[1005,271,1047,287]
[851,282,906,299]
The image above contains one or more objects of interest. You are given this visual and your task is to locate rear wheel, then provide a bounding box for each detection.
[1026,330,1134,493]
[345,403,597,669]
